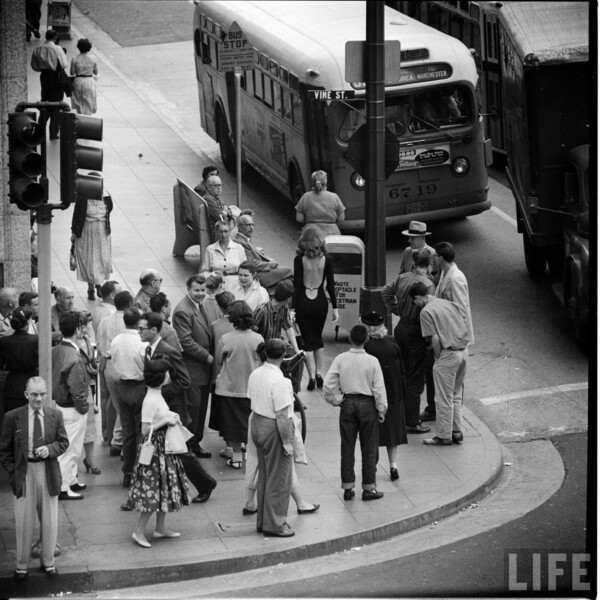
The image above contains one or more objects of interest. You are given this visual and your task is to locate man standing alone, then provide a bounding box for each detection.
[324,324,387,501]
[0,377,68,580]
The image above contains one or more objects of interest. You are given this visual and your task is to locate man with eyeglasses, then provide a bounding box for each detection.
[203,175,234,240]
[133,269,163,313]
[0,377,69,581]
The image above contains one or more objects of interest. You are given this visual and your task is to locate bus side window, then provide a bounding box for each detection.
[273,82,282,116]
[264,74,273,109]
[201,31,210,64]
[254,70,264,101]
[245,69,254,95]
[209,37,218,66]
[291,93,302,129]
[282,88,292,120]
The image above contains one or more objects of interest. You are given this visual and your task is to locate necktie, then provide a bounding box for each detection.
[33,410,43,452]
[145,346,152,361]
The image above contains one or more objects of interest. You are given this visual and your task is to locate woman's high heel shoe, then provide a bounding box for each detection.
[307,378,316,391]
[83,458,101,475]
[315,374,323,389]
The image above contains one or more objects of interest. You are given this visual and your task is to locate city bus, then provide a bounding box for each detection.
[388,1,513,155]
[193,1,492,231]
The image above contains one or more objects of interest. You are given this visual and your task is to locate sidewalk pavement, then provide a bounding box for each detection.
[0,4,503,595]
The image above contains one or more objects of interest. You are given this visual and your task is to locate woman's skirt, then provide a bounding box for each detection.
[71,76,97,115]
[127,428,190,512]
[75,220,112,284]
[210,394,251,443]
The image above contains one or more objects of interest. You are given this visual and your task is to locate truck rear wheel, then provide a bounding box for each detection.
[523,233,547,277]
[289,166,305,205]
[546,244,565,280]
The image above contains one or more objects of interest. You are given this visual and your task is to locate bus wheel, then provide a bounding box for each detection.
[216,110,235,174]
[523,233,547,277]
[289,166,305,205]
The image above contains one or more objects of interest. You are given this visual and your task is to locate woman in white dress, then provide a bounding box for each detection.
[70,38,98,115]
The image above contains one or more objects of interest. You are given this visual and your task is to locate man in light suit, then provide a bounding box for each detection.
[234,211,293,291]
[137,312,217,503]
[434,242,474,345]
[172,275,214,459]
[0,377,69,581]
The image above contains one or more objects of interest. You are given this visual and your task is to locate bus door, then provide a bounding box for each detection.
[301,85,332,188]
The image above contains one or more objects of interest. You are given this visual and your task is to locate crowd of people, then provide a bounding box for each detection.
[1,55,475,575]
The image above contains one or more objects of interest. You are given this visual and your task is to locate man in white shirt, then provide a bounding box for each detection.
[97,290,132,456]
[30,29,68,139]
[111,309,146,487]
[324,324,387,501]
[248,339,295,537]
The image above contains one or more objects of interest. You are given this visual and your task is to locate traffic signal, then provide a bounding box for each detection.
[7,111,47,209]
[59,111,103,207]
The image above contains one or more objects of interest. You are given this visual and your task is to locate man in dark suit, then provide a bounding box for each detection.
[234,211,293,291]
[172,275,214,459]
[136,312,217,503]
[0,377,69,581]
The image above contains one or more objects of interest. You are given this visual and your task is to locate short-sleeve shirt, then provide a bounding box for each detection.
[295,190,345,224]
[141,388,170,426]
[419,297,469,350]
[248,363,294,419]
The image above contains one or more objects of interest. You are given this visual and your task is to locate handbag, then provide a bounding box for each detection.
[165,423,193,454]
[56,63,73,97]
[69,242,76,271]
[293,322,304,350]
[138,419,155,466]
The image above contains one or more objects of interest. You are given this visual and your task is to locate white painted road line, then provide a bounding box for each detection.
[479,382,589,405]
[490,206,518,228]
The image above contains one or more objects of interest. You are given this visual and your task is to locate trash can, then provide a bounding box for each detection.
[325,235,364,339]
[48,0,72,40]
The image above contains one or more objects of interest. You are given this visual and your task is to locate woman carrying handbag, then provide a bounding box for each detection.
[126,355,190,548]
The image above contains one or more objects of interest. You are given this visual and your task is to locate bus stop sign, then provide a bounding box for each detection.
[346,124,400,179]
[219,21,254,72]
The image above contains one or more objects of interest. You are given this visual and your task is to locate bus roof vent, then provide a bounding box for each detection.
[401,48,429,62]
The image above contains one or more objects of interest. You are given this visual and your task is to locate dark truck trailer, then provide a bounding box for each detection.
[500,1,591,348]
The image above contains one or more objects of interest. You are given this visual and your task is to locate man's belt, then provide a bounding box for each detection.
[28,457,46,462]
[343,394,374,401]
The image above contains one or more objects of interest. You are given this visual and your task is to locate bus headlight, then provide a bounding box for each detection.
[351,172,366,190]
[451,157,470,176]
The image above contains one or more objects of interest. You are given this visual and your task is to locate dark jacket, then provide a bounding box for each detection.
[154,338,191,426]
[51,341,90,414]
[71,194,113,238]
[0,331,39,405]
[0,405,69,497]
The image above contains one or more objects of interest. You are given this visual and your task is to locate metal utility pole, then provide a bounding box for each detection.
[360,0,387,315]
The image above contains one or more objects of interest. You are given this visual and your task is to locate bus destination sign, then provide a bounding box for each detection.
[395,63,453,86]
[309,90,356,100]
[219,21,254,72]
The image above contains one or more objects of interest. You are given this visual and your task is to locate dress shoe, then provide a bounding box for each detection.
[262,529,295,538]
[315,374,323,389]
[192,489,213,503]
[406,423,431,434]
[452,431,464,444]
[14,570,28,582]
[226,458,242,469]
[419,410,436,422]
[362,489,384,501]
[120,503,132,511]
[390,467,399,481]
[153,530,181,539]
[123,474,132,488]
[193,446,212,459]
[256,526,263,533]
[41,565,58,577]
[343,489,355,501]
[59,489,83,500]
[131,533,151,548]
[307,378,316,391]
[242,506,258,515]
[297,503,320,515]
[423,436,452,446]
[70,482,87,492]
[109,446,122,457]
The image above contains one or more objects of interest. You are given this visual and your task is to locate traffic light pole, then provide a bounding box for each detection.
[14,101,70,403]
[360,1,387,316]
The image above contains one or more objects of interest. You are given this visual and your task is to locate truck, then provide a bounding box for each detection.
[499,2,590,349]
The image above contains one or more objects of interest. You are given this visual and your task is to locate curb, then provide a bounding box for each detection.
[0,408,503,596]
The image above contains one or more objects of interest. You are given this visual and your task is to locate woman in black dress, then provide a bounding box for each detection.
[361,311,408,482]
[0,308,38,415]
[291,227,338,390]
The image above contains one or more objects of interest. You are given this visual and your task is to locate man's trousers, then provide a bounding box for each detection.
[57,407,87,490]
[433,348,468,440]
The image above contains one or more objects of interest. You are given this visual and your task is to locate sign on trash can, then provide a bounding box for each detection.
[325,235,364,339]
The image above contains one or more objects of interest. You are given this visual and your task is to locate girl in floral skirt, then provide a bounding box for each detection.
[128,356,190,548]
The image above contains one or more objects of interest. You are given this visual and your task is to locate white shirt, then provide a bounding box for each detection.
[111,329,145,381]
[201,240,247,275]
[231,279,269,312]
[97,310,125,357]
[248,363,294,419]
